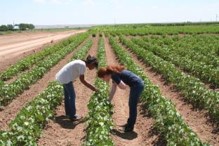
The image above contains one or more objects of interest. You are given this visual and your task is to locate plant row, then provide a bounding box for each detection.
[166,35,219,58]
[138,35,219,67]
[84,37,114,146]
[72,39,92,60]
[131,37,219,88]
[0,34,93,146]
[109,36,209,146]
[0,34,84,81]
[119,35,219,123]
[94,25,219,36]
[0,81,63,145]
[0,33,88,106]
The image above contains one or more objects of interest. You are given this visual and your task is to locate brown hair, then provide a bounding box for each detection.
[97,65,125,78]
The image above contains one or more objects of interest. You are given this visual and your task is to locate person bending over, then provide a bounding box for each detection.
[97,65,144,132]
[56,55,98,121]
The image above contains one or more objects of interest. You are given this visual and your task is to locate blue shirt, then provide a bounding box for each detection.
[111,70,142,87]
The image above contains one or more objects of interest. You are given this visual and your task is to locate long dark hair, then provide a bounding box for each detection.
[97,65,125,78]
[84,55,98,68]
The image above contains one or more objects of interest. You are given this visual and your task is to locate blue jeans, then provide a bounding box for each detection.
[127,80,144,128]
[63,81,76,119]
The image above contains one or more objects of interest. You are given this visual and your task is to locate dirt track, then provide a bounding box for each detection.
[0,30,87,71]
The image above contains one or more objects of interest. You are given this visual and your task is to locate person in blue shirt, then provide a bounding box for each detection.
[97,65,144,132]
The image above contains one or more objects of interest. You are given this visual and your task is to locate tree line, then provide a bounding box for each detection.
[0,23,35,31]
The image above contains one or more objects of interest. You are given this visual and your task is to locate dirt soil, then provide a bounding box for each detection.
[0,31,218,146]
[103,36,159,146]
[0,32,88,131]
[37,36,99,146]
[120,40,219,146]
[0,30,86,71]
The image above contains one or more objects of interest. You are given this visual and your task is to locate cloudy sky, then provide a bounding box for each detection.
[1,0,219,25]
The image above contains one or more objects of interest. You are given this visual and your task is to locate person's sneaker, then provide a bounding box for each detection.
[124,126,134,132]
[69,115,82,121]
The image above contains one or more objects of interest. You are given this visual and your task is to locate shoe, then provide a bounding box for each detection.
[69,115,82,121]
[124,126,134,132]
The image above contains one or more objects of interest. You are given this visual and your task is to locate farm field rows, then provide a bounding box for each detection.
[0,29,87,72]
[0,25,219,146]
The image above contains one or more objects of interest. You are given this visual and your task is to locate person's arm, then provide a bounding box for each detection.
[109,81,117,102]
[79,75,97,92]
[117,80,127,89]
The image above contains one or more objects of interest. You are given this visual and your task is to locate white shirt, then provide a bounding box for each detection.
[55,60,86,84]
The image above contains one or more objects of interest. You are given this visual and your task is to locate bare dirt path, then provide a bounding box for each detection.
[0,30,87,72]
[120,42,219,146]
[0,38,89,131]
[103,36,158,146]
[37,36,98,146]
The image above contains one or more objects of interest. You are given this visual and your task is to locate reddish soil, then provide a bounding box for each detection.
[0,35,89,130]
[0,31,218,146]
[0,30,86,72]
[103,36,158,146]
[119,41,219,146]
[37,36,98,146]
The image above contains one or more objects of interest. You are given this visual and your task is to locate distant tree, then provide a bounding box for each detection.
[19,23,35,30]
[19,23,28,30]
[29,24,35,29]
[0,25,8,31]
[7,24,14,31]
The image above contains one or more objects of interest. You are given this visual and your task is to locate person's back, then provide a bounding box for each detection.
[55,55,98,121]
[56,60,86,84]
[112,70,143,87]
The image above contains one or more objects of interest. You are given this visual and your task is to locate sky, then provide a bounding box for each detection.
[1,0,219,25]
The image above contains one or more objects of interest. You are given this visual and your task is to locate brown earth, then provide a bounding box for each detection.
[0,31,218,146]
[119,40,219,146]
[37,36,99,146]
[0,33,89,131]
[0,30,86,72]
[103,36,159,146]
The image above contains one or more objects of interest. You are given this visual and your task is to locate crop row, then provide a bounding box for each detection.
[131,37,219,88]
[138,35,219,68]
[119,36,219,123]
[85,37,114,146]
[95,25,219,36]
[0,81,63,145]
[0,33,88,106]
[166,35,219,57]
[109,36,209,145]
[72,39,92,60]
[0,34,86,81]
[0,34,93,146]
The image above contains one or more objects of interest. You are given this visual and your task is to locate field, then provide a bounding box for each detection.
[0,24,219,146]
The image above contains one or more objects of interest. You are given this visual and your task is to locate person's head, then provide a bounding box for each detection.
[85,55,98,70]
[97,65,125,82]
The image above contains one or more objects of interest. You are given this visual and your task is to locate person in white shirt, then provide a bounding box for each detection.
[56,55,98,121]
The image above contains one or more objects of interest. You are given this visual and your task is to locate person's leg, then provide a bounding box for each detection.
[63,82,76,119]
[63,85,70,116]
[126,81,144,132]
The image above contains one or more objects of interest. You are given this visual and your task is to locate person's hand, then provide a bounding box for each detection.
[94,88,99,92]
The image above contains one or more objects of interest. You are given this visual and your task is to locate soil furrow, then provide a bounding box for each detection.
[0,30,86,72]
[104,36,158,146]
[119,41,219,146]
[0,38,88,131]
[37,36,98,146]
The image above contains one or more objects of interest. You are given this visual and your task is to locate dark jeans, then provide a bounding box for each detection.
[63,81,76,119]
[127,80,144,128]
